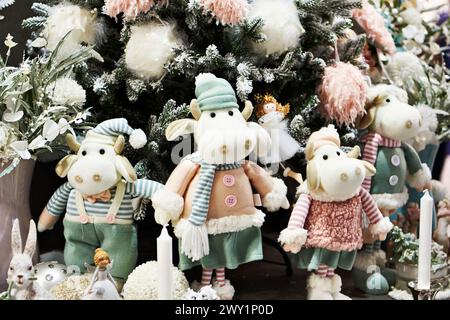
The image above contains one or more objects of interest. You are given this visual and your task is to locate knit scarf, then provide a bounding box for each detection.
[360,132,401,191]
[181,152,242,261]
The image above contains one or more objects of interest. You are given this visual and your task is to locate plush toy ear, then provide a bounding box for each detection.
[362,160,376,177]
[247,122,271,157]
[114,135,125,154]
[66,134,80,153]
[347,146,361,159]
[11,219,22,255]
[23,220,37,257]
[115,155,137,182]
[355,108,376,129]
[55,155,78,178]
[306,161,321,191]
[304,142,315,161]
[165,119,197,141]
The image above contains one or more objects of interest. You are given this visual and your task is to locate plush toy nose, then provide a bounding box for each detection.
[355,167,361,176]
[405,120,413,129]
[93,174,102,182]
[75,175,83,184]
[340,172,349,181]
[244,139,251,150]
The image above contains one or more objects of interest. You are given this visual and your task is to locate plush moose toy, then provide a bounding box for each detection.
[353,84,432,294]
[151,73,290,300]
[38,118,178,285]
[279,125,393,300]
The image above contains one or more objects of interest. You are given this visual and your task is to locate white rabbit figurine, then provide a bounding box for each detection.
[7,219,53,300]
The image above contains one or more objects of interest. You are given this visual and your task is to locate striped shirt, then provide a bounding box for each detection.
[46,179,163,220]
[287,188,382,229]
[360,133,401,191]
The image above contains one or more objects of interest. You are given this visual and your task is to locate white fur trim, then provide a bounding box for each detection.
[278,228,307,248]
[129,128,147,149]
[353,252,377,271]
[212,279,235,300]
[306,274,333,300]
[369,217,393,237]
[373,249,387,266]
[329,274,351,300]
[173,211,266,238]
[262,178,289,212]
[372,187,409,211]
[151,188,184,225]
[180,223,209,261]
[407,163,432,190]
[388,288,414,300]
[296,182,360,202]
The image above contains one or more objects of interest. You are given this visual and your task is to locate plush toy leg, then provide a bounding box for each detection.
[328,272,351,300]
[306,265,333,300]
[201,268,213,287]
[212,268,235,300]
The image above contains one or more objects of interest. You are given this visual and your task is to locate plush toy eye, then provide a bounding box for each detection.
[210,112,216,118]
[28,266,32,271]
[81,150,87,156]
[386,98,390,103]
[336,151,341,156]
[228,110,234,116]
[99,149,105,155]
[323,155,328,160]
[9,267,13,271]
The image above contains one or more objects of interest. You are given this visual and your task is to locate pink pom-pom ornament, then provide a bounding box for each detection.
[199,0,249,26]
[317,62,368,127]
[352,0,396,55]
[104,0,168,21]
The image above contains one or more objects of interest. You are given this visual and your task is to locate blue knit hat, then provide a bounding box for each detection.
[195,73,239,111]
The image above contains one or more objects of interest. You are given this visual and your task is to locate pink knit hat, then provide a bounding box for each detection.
[305,125,340,160]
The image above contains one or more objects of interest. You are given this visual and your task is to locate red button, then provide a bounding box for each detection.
[225,195,237,207]
[223,175,235,187]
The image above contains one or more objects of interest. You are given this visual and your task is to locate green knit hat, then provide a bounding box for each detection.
[195,73,239,111]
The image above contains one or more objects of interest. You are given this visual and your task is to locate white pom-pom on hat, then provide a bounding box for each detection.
[129,128,147,149]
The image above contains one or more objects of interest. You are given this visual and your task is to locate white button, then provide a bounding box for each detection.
[391,155,401,166]
[389,175,399,186]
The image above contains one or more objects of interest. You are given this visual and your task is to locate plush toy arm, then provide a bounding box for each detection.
[38,182,73,232]
[278,193,311,253]
[402,142,432,191]
[244,162,289,211]
[360,133,383,191]
[360,188,393,240]
[130,179,164,199]
[151,160,198,225]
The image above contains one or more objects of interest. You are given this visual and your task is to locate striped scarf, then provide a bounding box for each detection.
[188,152,242,227]
[360,132,401,191]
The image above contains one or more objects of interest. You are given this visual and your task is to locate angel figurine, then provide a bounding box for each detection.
[255,94,300,165]
[82,248,122,300]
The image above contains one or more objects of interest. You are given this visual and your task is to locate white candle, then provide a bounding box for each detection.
[418,190,433,290]
[157,224,173,300]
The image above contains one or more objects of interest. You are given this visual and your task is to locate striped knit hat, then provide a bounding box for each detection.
[83,118,147,150]
[195,73,239,111]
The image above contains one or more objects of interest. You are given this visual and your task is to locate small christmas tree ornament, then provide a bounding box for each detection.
[254,93,300,165]
[199,0,249,26]
[352,84,432,295]
[279,125,392,300]
[248,0,304,56]
[82,248,121,300]
[125,22,181,80]
[104,0,168,21]
[152,73,289,300]
[38,118,182,286]
[317,62,368,127]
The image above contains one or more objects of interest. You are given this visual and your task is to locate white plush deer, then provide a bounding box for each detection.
[7,219,53,300]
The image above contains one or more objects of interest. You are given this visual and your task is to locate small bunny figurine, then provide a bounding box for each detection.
[7,219,53,300]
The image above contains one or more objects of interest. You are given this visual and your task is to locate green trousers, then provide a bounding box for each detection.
[63,219,138,281]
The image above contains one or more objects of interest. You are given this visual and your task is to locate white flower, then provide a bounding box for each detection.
[46,78,86,107]
[4,33,17,55]
[0,124,10,149]
[2,95,24,123]
[400,8,422,26]
[402,24,427,44]
[28,118,73,150]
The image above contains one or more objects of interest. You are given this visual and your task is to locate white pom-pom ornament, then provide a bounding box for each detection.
[43,3,104,59]
[125,22,181,80]
[122,261,189,300]
[248,0,304,56]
